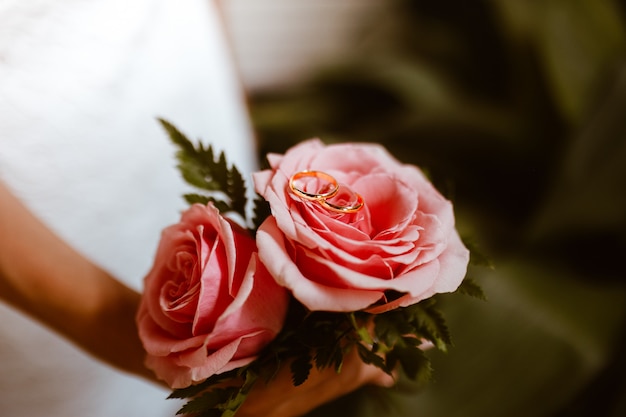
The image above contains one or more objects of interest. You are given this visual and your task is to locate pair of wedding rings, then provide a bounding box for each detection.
[288,170,364,214]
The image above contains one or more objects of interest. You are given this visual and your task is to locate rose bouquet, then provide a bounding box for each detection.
[136,119,483,416]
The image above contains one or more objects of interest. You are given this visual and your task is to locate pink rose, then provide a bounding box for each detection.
[136,203,289,388]
[253,139,469,313]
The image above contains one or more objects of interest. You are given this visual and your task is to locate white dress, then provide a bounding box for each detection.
[0,0,256,415]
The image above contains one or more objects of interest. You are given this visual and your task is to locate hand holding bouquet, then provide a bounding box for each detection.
[137,120,481,416]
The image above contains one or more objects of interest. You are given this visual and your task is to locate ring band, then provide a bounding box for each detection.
[320,192,364,213]
[289,170,365,214]
[289,170,338,201]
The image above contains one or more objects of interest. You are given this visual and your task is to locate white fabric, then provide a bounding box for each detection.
[0,0,255,415]
[223,0,386,91]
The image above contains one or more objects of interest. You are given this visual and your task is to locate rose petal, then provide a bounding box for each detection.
[257,218,382,311]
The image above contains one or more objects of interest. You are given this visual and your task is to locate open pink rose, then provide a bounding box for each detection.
[136,203,289,388]
[253,139,469,313]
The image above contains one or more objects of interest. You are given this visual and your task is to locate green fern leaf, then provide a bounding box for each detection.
[158,118,249,222]
[414,301,452,351]
[458,277,487,301]
[290,353,313,386]
[252,196,271,231]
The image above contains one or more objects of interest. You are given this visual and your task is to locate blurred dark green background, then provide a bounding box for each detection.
[247,1,626,416]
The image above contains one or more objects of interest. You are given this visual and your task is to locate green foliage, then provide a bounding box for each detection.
[166,296,466,416]
[158,118,253,226]
[356,343,387,371]
[413,301,452,351]
[167,279,476,416]
[386,343,432,382]
[374,300,452,353]
[462,237,494,270]
[252,195,272,231]
[182,193,211,206]
[173,369,258,417]
[457,278,487,301]
[277,301,456,392]
[168,370,238,400]
[290,353,313,386]
[176,388,235,415]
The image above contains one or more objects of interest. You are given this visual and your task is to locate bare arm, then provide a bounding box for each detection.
[0,180,394,415]
[0,180,152,380]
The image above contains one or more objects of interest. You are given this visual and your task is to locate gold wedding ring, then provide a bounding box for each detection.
[320,189,364,213]
[289,170,339,201]
[288,170,364,214]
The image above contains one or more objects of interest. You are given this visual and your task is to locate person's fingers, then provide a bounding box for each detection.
[238,348,396,417]
[361,361,396,388]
